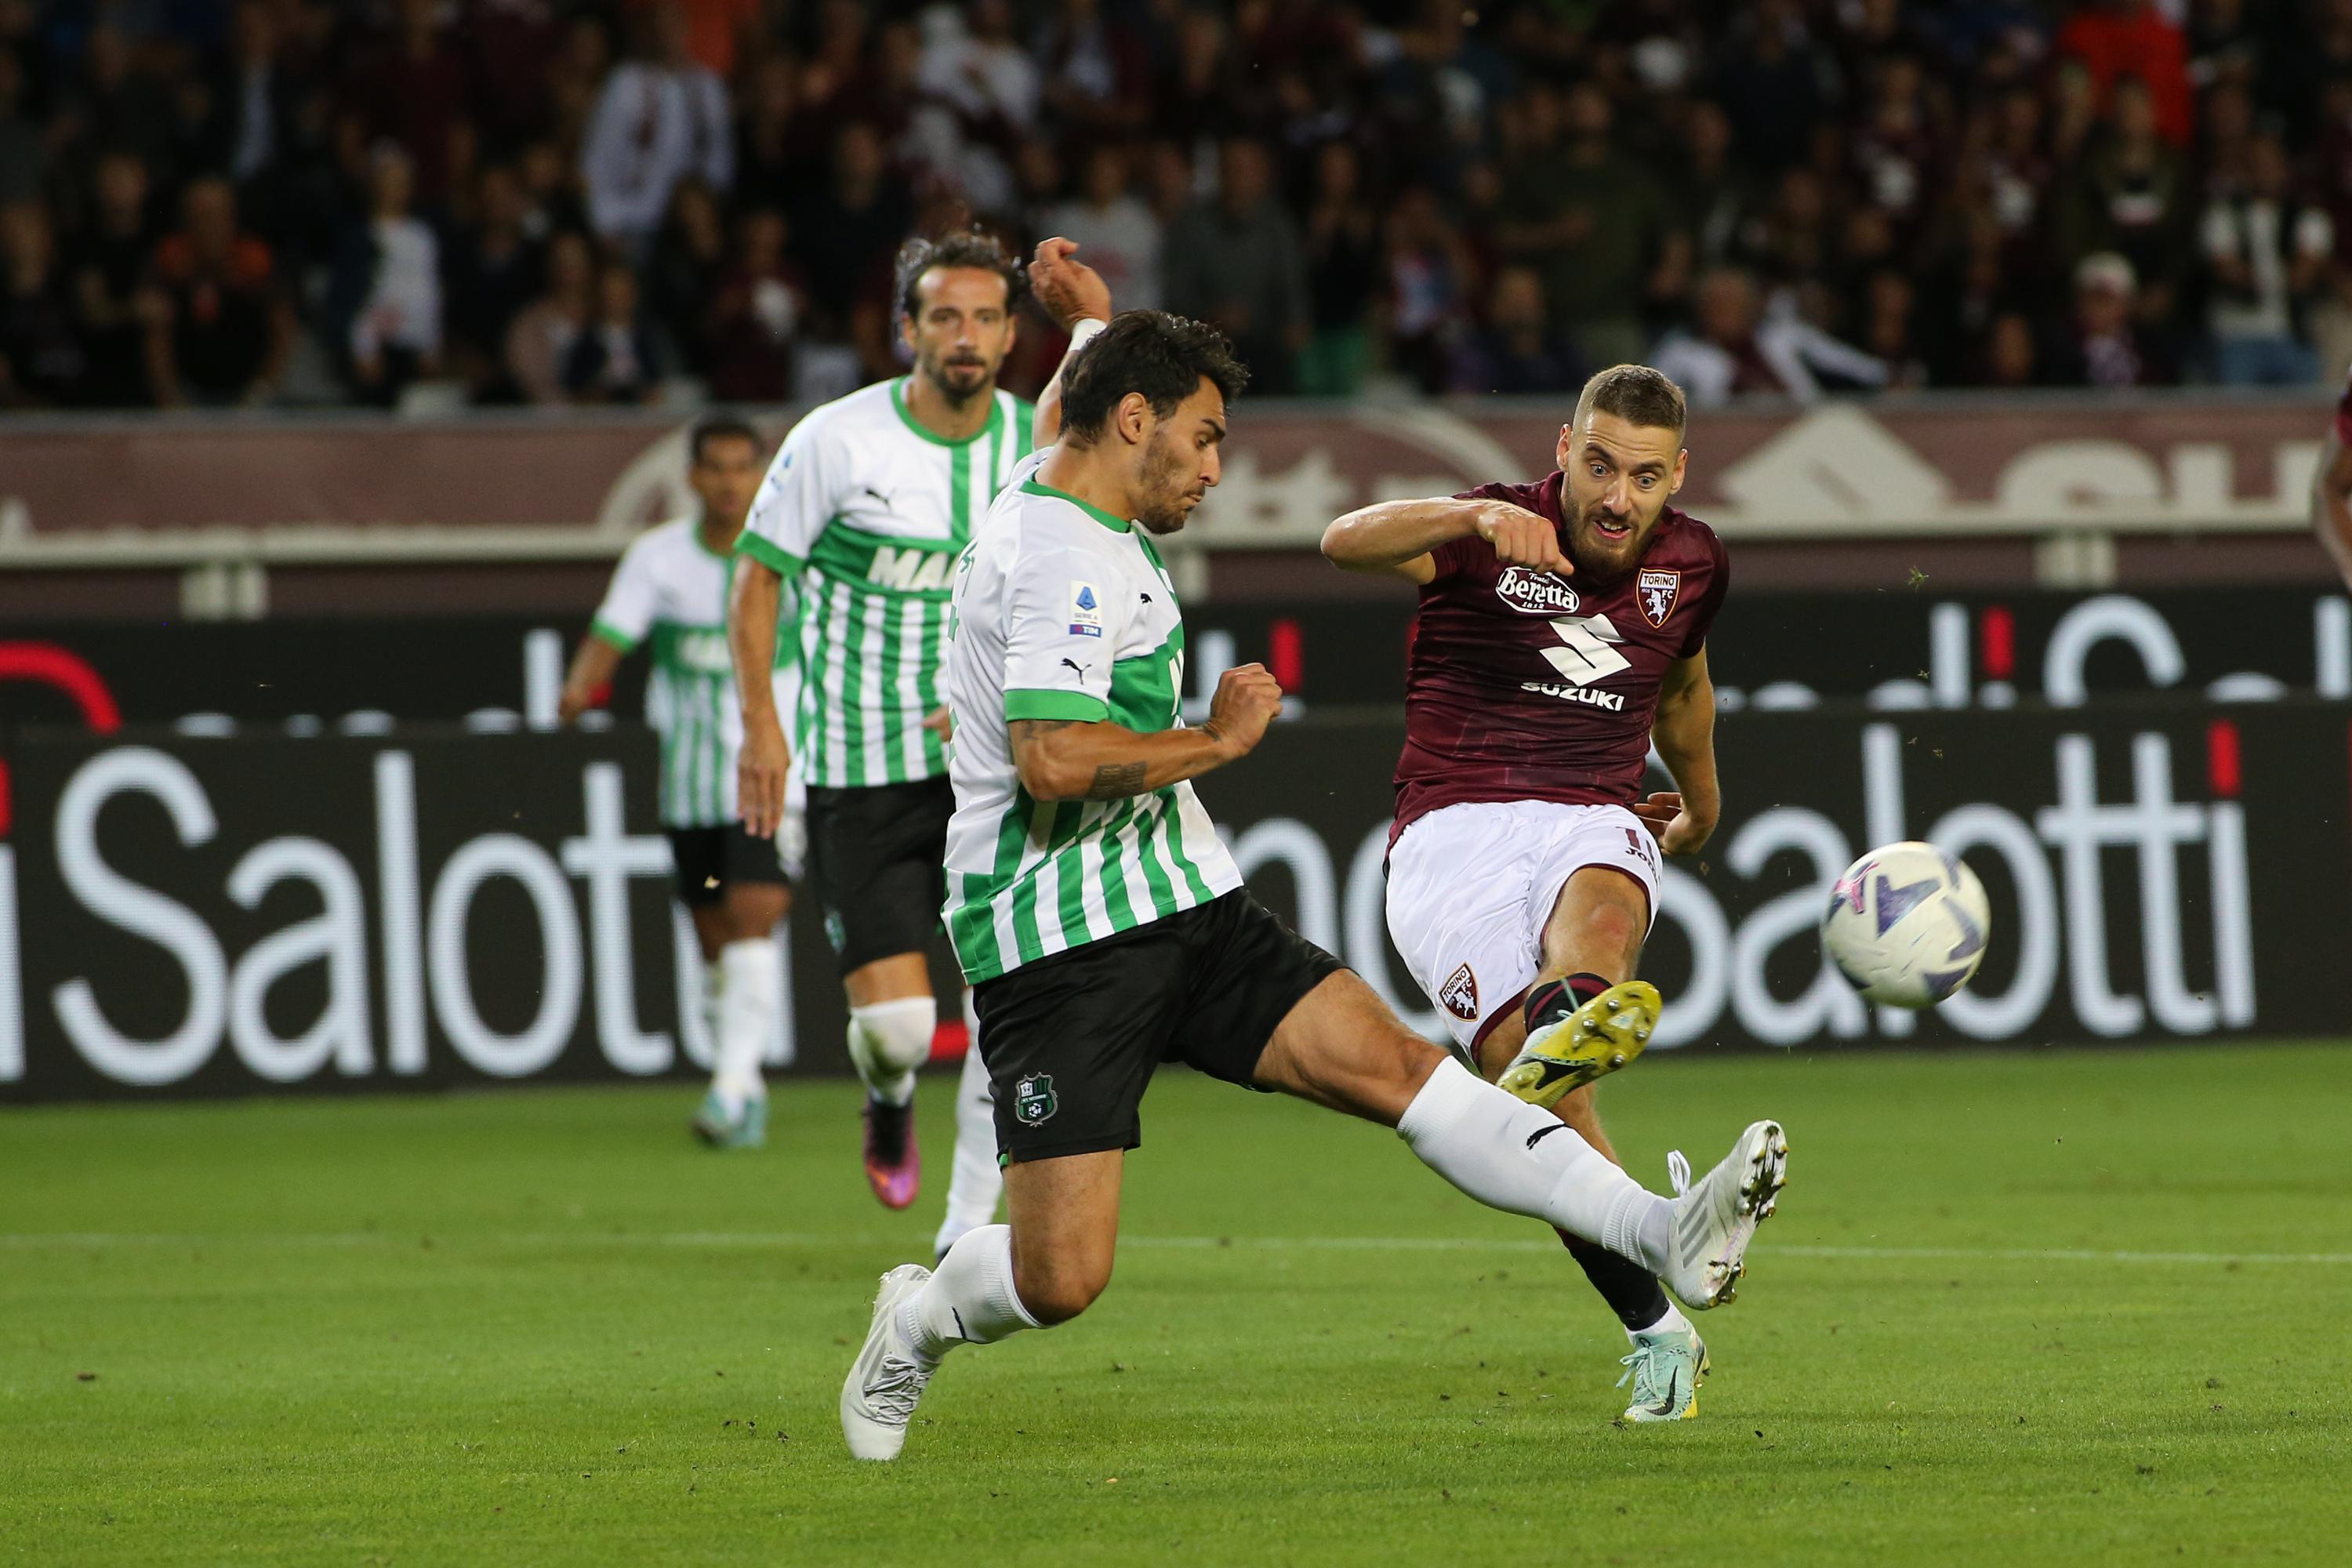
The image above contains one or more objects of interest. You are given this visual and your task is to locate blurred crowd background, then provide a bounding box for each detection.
[4,0,2351,414]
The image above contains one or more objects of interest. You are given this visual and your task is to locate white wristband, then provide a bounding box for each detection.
[1067,317,1108,350]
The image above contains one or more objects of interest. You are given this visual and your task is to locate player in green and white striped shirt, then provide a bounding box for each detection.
[730,231,1036,1235]
[561,414,797,1150]
[834,308,1793,1465]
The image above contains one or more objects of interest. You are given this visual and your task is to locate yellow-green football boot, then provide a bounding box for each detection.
[1495,980,1660,1109]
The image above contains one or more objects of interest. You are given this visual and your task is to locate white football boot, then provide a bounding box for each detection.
[1659,1122,1788,1310]
[840,1264,938,1461]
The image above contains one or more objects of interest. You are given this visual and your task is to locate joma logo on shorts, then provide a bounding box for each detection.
[869,546,954,592]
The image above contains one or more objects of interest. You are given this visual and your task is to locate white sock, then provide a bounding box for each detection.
[1632,1301,1694,1343]
[848,996,934,1108]
[1397,1058,1673,1273]
[900,1224,1038,1359]
[714,939,774,1105]
[698,956,724,1073]
[933,1029,1004,1256]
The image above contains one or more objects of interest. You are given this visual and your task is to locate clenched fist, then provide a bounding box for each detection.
[1202,662,1283,760]
[1474,499,1573,575]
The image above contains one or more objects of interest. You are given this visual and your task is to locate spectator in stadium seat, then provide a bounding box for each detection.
[66,151,155,408]
[335,144,442,408]
[1034,0,1152,140]
[1858,268,1929,389]
[1298,140,1381,396]
[0,53,37,209]
[734,53,814,207]
[1384,183,1472,394]
[1977,309,2045,388]
[1677,99,1765,272]
[625,0,757,80]
[1038,143,1163,313]
[788,121,910,344]
[706,207,804,402]
[1708,0,1835,176]
[2056,74,2194,324]
[2045,249,2177,387]
[445,162,545,395]
[581,2,732,253]
[1450,264,1584,397]
[1846,52,1943,255]
[2056,0,2194,148]
[1650,266,1890,406]
[646,177,728,376]
[2203,130,2333,384]
[0,201,88,408]
[1163,137,1308,392]
[347,0,474,210]
[561,260,664,404]
[911,0,1040,214]
[144,176,292,408]
[503,227,596,405]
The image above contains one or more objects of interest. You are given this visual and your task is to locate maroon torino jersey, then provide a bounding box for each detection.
[1392,470,1730,840]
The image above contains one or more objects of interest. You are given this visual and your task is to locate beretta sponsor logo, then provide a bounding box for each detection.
[1494,567,1580,616]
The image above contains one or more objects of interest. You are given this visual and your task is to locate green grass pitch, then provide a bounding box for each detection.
[5,1042,2350,1566]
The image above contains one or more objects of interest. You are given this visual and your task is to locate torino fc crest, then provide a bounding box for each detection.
[1636,568,1681,628]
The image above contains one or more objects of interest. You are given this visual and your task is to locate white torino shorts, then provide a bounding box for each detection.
[1385,800,1662,1057]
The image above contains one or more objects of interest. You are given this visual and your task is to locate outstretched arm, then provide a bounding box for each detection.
[1635,648,1720,857]
[1010,665,1281,801]
[1028,237,1112,448]
[2314,434,2352,589]
[1320,495,1571,583]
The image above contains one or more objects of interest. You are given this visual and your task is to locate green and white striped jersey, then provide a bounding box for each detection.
[941,465,1243,984]
[590,517,798,829]
[738,377,1035,789]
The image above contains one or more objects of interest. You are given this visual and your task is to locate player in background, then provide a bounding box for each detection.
[2309,369,2352,587]
[730,230,1033,1244]
[818,310,1788,1463]
[1321,365,1734,1422]
[560,413,794,1149]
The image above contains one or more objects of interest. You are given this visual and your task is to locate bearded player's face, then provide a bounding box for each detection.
[902,267,1016,404]
[1132,378,1228,535]
[1557,411,1686,578]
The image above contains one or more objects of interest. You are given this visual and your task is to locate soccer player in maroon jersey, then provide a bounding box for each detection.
[2310,370,2352,588]
[1321,364,1738,1421]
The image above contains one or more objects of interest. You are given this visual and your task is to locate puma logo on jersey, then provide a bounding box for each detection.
[1519,681,1628,710]
[869,546,955,592]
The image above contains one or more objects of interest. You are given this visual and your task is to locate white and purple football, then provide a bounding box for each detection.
[1821,840,1992,1008]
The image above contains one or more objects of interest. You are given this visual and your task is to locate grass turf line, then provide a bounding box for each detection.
[3,1043,2348,1566]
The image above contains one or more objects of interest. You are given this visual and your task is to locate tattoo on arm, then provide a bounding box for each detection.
[1085,761,1147,799]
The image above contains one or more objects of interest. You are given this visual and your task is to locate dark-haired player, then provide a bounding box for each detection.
[1323,365,1741,1422]
[728,232,1033,1244]
[814,314,1786,1462]
[561,413,795,1149]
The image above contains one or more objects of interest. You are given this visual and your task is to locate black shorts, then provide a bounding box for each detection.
[804,775,954,971]
[666,824,790,906]
[972,890,1348,1165]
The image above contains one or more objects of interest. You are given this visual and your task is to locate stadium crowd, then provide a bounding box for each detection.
[2,0,2350,412]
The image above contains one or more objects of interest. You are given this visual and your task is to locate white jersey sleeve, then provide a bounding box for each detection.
[740,411,837,575]
[590,536,663,651]
[1001,536,1125,724]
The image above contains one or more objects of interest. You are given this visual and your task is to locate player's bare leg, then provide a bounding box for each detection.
[1494,866,1659,1108]
[841,1149,1119,1460]
[845,952,935,1208]
[1482,866,1707,1418]
[689,881,789,1149]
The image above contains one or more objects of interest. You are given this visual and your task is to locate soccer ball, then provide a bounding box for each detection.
[1820,840,1992,1008]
